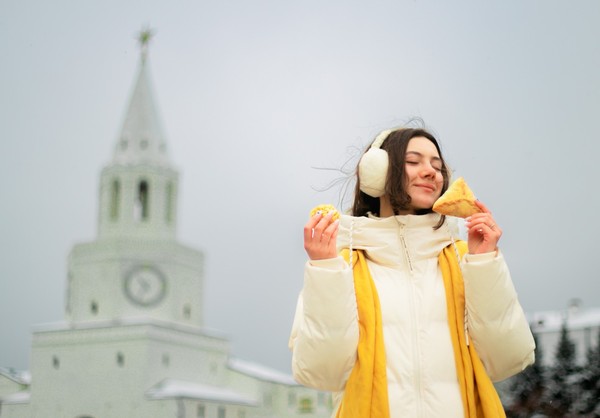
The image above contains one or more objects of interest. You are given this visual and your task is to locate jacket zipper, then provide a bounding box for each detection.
[399,235,414,273]
[399,227,424,415]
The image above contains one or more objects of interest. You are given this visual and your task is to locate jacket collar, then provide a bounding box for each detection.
[337,213,456,267]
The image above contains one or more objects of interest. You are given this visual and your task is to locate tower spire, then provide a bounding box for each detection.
[110,27,171,167]
[137,27,155,62]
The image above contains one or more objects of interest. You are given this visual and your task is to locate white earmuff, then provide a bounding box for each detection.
[358,129,394,198]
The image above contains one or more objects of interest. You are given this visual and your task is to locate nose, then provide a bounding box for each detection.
[421,163,437,178]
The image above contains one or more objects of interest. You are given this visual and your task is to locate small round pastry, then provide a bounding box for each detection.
[310,204,340,221]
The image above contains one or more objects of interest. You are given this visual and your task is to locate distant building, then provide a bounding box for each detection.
[0,368,30,406]
[0,34,329,418]
[528,300,600,366]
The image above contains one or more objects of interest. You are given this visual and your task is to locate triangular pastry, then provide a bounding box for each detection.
[432,177,481,218]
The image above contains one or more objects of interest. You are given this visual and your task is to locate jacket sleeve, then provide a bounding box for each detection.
[462,251,536,382]
[288,256,359,391]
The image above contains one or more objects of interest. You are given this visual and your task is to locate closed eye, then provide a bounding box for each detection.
[406,160,442,171]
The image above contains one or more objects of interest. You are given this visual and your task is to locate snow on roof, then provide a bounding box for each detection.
[0,391,31,404]
[228,358,297,386]
[146,379,257,406]
[528,306,600,333]
[31,318,227,339]
[0,367,31,385]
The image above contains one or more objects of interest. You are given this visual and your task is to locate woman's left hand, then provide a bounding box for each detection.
[465,200,502,255]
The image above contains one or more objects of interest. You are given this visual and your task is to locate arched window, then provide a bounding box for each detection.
[134,180,149,221]
[288,391,297,407]
[197,405,206,418]
[217,406,226,418]
[299,397,314,413]
[210,362,218,375]
[110,179,120,221]
[66,271,73,315]
[183,304,191,319]
[162,353,170,367]
[165,182,174,224]
[116,352,125,367]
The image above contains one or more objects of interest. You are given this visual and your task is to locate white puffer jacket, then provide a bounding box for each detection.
[289,213,535,418]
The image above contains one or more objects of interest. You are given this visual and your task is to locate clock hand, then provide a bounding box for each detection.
[138,277,151,293]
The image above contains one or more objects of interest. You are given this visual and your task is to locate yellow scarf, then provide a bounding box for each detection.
[337,243,505,418]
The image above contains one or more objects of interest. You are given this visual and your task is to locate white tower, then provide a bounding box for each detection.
[0,32,332,418]
[26,32,231,418]
[66,32,203,328]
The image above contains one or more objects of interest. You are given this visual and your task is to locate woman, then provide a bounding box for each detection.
[289,126,535,418]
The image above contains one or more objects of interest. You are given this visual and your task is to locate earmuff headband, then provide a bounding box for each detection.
[370,129,393,150]
[358,128,397,198]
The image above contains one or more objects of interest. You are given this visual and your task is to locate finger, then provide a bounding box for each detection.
[324,222,340,257]
[466,218,494,235]
[313,210,337,234]
[320,209,337,223]
[330,221,340,242]
[487,222,500,233]
[305,211,324,230]
[321,219,340,242]
[473,216,500,234]
[466,212,496,227]
[304,213,323,242]
[477,223,501,242]
[474,200,491,214]
[306,220,340,260]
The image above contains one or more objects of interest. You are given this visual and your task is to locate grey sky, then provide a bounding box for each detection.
[1,0,599,375]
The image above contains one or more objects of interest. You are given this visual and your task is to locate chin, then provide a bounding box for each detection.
[413,200,436,211]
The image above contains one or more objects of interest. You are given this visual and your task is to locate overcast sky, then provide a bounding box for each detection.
[1,0,599,375]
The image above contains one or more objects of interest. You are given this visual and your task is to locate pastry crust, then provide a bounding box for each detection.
[432,177,481,218]
[310,204,340,221]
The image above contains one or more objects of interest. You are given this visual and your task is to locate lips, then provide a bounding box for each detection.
[415,183,436,192]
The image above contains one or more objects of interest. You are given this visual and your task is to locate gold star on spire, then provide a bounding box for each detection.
[137,26,155,61]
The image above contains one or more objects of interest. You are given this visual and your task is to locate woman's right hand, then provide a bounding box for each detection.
[303,211,340,260]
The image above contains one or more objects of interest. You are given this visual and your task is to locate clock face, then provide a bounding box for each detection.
[123,265,167,307]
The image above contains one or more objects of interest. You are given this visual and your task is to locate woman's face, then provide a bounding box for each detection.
[402,136,444,214]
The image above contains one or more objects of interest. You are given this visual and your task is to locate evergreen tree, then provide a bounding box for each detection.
[505,332,546,418]
[572,330,600,416]
[541,320,580,417]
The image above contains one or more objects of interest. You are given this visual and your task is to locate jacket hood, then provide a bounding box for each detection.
[336,213,458,267]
